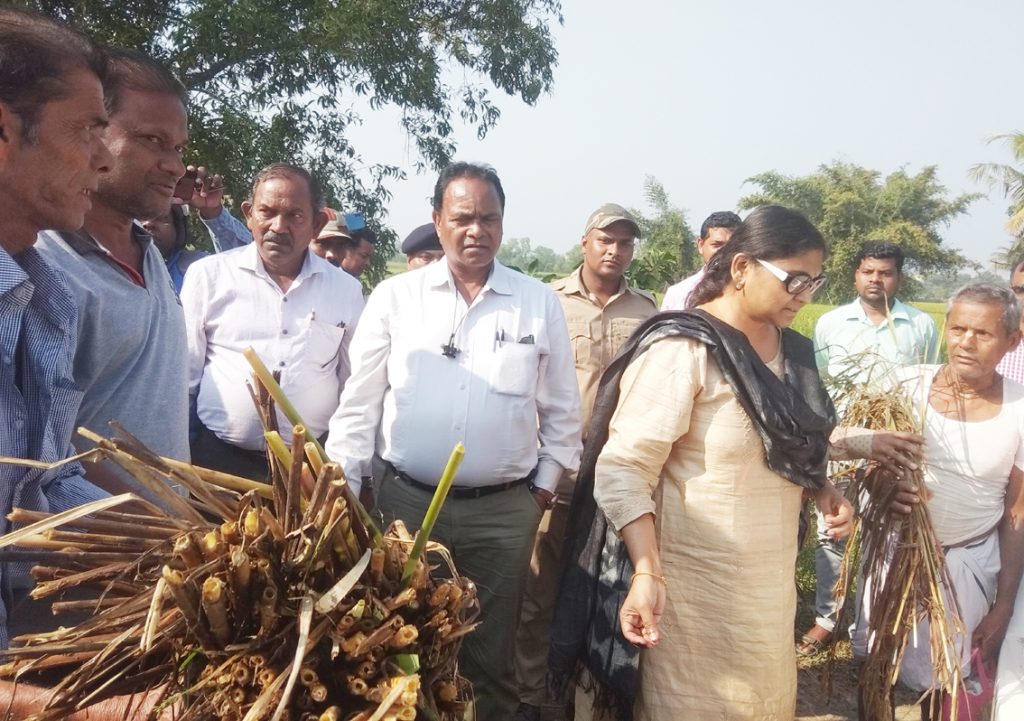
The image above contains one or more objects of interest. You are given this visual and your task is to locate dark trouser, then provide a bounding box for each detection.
[514,499,571,712]
[377,466,543,721]
[189,423,270,482]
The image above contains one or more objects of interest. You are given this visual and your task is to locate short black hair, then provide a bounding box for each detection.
[250,163,325,214]
[689,205,826,307]
[103,47,187,116]
[0,7,107,141]
[699,211,742,240]
[350,228,376,244]
[854,240,904,273]
[432,161,505,212]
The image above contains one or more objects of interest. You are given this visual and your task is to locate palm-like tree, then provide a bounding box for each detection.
[971,132,1024,267]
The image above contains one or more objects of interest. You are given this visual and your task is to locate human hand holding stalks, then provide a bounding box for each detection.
[887,475,933,516]
[868,430,925,476]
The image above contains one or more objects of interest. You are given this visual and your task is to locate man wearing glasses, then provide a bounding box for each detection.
[996,258,1024,385]
[800,240,938,656]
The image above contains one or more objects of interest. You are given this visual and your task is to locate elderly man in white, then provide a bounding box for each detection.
[860,283,1024,720]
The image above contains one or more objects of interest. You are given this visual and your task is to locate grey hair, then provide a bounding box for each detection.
[947,282,1022,336]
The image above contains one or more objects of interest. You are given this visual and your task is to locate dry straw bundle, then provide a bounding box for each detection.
[830,378,965,721]
[0,351,477,721]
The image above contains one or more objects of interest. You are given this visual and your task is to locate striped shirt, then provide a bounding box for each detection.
[0,245,108,648]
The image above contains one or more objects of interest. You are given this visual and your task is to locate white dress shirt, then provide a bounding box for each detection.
[326,259,582,495]
[661,268,705,311]
[182,243,364,450]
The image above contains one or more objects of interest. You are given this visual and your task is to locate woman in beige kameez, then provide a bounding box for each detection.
[593,206,854,720]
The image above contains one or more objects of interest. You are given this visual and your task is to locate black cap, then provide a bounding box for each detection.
[401,223,442,255]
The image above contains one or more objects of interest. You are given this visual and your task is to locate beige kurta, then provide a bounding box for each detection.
[594,336,803,721]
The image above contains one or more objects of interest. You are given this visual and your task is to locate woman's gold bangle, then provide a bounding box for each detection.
[630,571,667,585]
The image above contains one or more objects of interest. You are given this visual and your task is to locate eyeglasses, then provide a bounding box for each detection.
[1011,285,1024,296]
[757,258,827,296]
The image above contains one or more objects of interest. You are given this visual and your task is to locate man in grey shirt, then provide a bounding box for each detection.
[35,48,190,499]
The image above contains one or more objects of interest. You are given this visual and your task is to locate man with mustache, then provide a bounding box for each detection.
[182,164,364,480]
[35,49,192,500]
[515,204,656,721]
[660,210,741,311]
[326,162,581,721]
[0,9,173,718]
[801,240,938,656]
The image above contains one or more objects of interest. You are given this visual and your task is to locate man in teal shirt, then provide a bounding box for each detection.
[814,241,938,382]
[800,240,937,655]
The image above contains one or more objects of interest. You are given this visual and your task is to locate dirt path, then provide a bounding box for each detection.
[796,647,920,720]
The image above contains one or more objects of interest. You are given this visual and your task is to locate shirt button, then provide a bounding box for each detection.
[14,419,24,430]
[459,384,466,390]
[282,329,289,335]
[283,298,289,303]
[279,361,286,368]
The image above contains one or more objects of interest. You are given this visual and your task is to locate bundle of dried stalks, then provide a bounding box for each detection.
[0,352,478,721]
[830,383,965,721]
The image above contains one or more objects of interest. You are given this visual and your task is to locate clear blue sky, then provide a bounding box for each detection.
[349,0,1022,268]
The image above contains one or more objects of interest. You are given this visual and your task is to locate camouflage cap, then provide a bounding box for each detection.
[583,203,641,238]
[318,207,351,240]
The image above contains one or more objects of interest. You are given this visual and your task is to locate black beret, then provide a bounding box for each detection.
[401,223,442,255]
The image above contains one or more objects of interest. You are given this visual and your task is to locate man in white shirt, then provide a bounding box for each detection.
[182,163,364,480]
[326,162,582,721]
[660,210,741,311]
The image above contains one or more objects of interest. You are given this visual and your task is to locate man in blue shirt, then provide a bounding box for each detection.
[800,241,937,655]
[0,8,171,719]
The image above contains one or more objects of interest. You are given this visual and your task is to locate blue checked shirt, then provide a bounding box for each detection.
[0,245,108,648]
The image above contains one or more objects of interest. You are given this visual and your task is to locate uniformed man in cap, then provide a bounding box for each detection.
[401,222,445,269]
[515,203,657,721]
[310,207,351,268]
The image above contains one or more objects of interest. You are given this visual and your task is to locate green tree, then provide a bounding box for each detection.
[497,237,572,279]
[970,132,1024,268]
[21,0,563,286]
[627,176,695,293]
[739,162,976,304]
[497,237,537,270]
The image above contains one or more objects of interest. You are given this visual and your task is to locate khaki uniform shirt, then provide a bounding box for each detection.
[550,266,657,441]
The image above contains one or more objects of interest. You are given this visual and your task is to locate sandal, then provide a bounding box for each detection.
[796,625,831,657]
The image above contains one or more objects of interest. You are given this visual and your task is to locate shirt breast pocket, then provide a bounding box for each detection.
[304,319,347,369]
[566,321,593,368]
[489,342,540,396]
[610,318,641,353]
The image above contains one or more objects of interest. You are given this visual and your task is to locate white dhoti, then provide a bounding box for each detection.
[853,532,1000,692]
